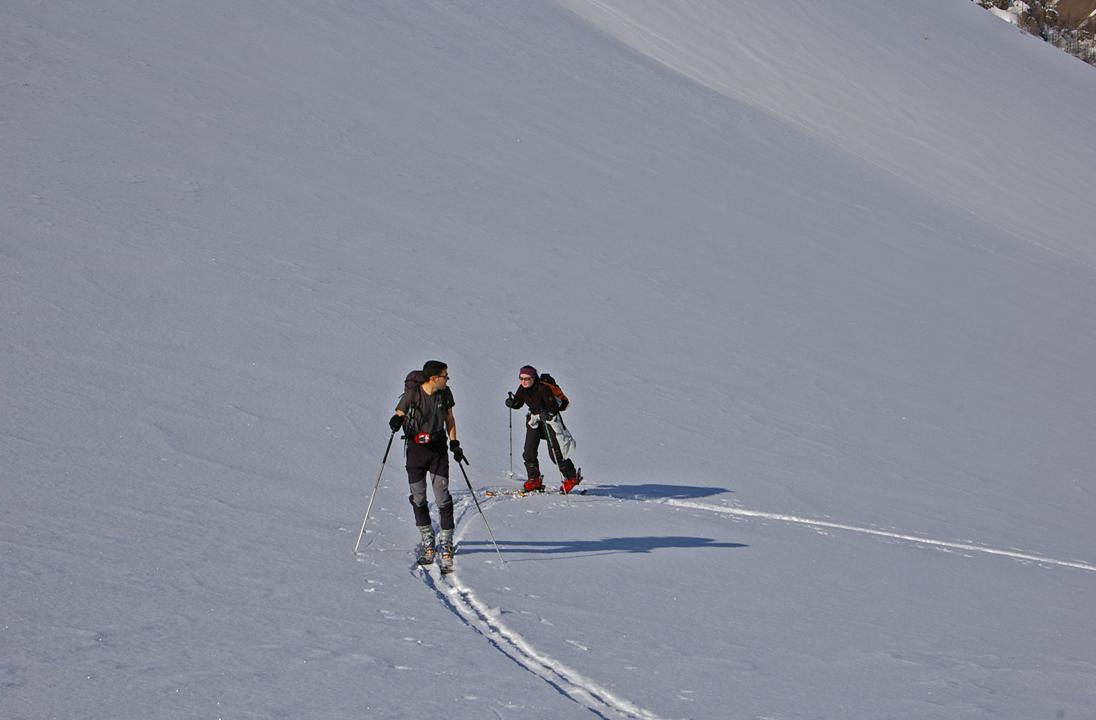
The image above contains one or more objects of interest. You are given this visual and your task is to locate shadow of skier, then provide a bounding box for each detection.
[583,483,731,500]
[458,535,747,561]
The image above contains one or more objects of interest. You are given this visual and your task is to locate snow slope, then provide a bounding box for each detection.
[3,1,1095,718]
[559,0,1096,266]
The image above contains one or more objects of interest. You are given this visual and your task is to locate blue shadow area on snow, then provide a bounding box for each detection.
[459,536,748,560]
[583,483,730,500]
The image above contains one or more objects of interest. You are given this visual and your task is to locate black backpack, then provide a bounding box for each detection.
[537,372,569,411]
[400,370,454,443]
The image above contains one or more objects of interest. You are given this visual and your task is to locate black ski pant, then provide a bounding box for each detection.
[523,421,576,481]
[406,441,454,530]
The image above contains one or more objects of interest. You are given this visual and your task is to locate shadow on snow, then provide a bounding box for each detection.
[582,483,731,500]
[459,535,748,561]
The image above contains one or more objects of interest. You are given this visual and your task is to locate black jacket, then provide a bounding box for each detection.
[510,381,567,413]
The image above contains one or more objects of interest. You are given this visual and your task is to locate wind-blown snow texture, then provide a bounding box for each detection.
[3,1,1095,718]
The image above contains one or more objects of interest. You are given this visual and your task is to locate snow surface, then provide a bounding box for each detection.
[3,1,1095,718]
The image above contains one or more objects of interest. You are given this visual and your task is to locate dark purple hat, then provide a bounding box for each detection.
[518,365,538,379]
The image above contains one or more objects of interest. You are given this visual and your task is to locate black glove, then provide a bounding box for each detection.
[449,439,467,464]
[505,394,518,409]
[538,410,552,422]
[388,413,403,433]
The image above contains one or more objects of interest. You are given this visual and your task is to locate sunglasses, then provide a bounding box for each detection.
[519,375,534,381]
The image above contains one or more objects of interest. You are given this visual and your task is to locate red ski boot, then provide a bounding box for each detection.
[560,472,582,494]
[522,476,544,492]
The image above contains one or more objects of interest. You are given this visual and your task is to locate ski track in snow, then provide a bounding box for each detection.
[659,499,1096,574]
[416,488,1096,719]
[419,496,666,720]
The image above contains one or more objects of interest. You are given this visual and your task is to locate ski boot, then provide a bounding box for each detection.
[438,528,455,575]
[522,476,545,492]
[416,525,436,566]
[560,470,583,494]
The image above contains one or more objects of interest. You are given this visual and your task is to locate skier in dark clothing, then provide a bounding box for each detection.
[389,360,465,567]
[504,365,582,493]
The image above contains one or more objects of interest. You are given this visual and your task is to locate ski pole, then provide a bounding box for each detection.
[354,429,397,554]
[507,392,514,479]
[543,414,561,467]
[455,458,506,566]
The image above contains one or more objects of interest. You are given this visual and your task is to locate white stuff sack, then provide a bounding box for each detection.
[545,414,576,460]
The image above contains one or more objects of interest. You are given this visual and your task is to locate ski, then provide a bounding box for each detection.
[484,487,586,498]
[484,488,559,498]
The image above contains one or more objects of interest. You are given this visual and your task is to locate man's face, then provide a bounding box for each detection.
[430,371,450,390]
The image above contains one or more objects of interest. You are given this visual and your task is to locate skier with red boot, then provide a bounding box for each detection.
[504,365,582,493]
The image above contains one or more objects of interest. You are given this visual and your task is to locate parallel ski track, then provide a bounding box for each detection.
[420,494,665,720]
[418,487,1096,719]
